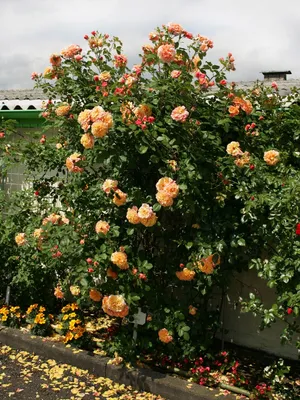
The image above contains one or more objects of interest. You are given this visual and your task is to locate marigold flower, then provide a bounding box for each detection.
[70,285,81,296]
[167,22,183,35]
[156,191,174,207]
[158,328,173,343]
[111,251,129,270]
[54,286,64,299]
[264,150,280,166]
[91,121,109,138]
[95,220,110,235]
[49,53,62,67]
[107,267,118,280]
[15,233,27,246]
[226,141,242,157]
[189,305,197,316]
[89,289,102,302]
[157,44,176,63]
[113,189,127,206]
[126,206,140,224]
[61,44,82,58]
[79,133,94,149]
[171,70,181,78]
[102,179,118,194]
[66,152,84,173]
[171,106,189,122]
[102,295,129,317]
[176,268,195,281]
[78,110,91,132]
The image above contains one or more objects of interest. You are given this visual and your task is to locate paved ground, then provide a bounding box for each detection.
[0,343,165,400]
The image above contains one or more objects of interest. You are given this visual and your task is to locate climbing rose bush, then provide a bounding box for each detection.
[3,22,300,359]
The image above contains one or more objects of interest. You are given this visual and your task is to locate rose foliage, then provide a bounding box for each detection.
[1,22,300,360]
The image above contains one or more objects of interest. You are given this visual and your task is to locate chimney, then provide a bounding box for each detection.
[261,70,292,81]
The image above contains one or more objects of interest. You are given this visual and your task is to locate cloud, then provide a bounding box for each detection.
[0,0,299,89]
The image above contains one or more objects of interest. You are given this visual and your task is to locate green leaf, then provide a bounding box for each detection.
[139,145,148,154]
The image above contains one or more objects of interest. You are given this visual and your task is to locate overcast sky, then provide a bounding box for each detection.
[1,0,299,89]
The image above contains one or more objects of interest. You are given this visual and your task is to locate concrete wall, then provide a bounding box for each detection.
[221,269,299,360]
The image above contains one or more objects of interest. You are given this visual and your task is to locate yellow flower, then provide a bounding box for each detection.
[113,189,127,206]
[98,71,111,81]
[234,151,251,168]
[168,160,177,171]
[158,328,173,343]
[70,285,81,296]
[64,331,74,343]
[264,150,280,166]
[34,313,46,324]
[111,251,129,270]
[15,233,27,246]
[33,228,43,238]
[126,206,140,224]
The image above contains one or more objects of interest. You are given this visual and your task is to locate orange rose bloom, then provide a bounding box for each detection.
[189,305,197,316]
[264,150,280,166]
[98,71,111,81]
[134,104,152,120]
[49,53,62,67]
[102,179,118,194]
[157,44,176,63]
[89,289,102,302]
[55,104,71,116]
[33,228,43,239]
[15,233,27,246]
[140,213,158,227]
[171,106,189,122]
[95,220,110,235]
[80,133,94,149]
[54,286,64,299]
[197,254,220,275]
[234,152,251,168]
[167,22,183,35]
[176,268,195,281]
[126,206,140,224]
[90,106,104,122]
[107,268,118,280]
[111,251,129,270]
[113,189,127,206]
[226,141,242,157]
[138,203,153,219]
[228,105,239,116]
[61,44,81,58]
[102,295,129,317]
[78,110,91,132]
[158,328,173,343]
[66,152,84,173]
[91,121,109,138]
[156,191,173,207]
